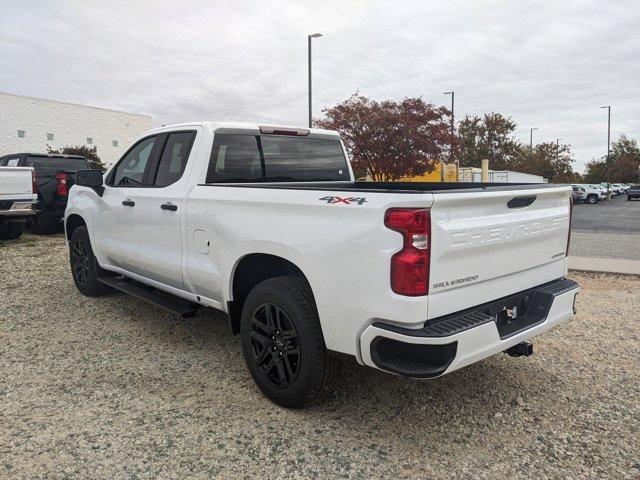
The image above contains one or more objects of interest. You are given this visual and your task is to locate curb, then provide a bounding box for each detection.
[568,256,640,276]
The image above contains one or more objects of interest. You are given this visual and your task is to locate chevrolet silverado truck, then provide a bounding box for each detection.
[0,165,37,239]
[64,122,579,407]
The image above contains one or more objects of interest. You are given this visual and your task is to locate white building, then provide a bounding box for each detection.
[0,92,152,167]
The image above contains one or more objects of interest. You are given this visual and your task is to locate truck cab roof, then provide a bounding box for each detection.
[143,121,341,139]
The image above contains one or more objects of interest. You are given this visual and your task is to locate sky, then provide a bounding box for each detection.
[1,0,638,172]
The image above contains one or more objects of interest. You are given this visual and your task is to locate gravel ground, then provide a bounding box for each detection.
[1,234,639,479]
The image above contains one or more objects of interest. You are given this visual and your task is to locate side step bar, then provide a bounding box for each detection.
[97,275,199,318]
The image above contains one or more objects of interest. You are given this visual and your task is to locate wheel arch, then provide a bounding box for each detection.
[65,213,87,241]
[227,253,316,335]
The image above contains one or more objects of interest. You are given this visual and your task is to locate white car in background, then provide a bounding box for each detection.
[574,184,605,204]
[612,183,628,194]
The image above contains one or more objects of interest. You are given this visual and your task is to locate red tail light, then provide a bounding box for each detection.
[56,172,68,196]
[384,208,431,296]
[31,170,38,194]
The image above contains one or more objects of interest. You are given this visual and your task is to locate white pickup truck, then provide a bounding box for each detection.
[65,122,579,407]
[0,166,37,239]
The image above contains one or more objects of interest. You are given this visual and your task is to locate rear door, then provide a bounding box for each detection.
[93,135,159,273]
[427,185,571,319]
[135,130,197,290]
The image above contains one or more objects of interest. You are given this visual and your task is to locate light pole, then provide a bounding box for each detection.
[530,128,538,157]
[443,91,456,177]
[601,105,611,197]
[443,91,455,137]
[308,33,322,128]
[556,138,562,161]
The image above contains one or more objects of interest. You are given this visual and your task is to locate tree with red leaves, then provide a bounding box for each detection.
[315,94,456,181]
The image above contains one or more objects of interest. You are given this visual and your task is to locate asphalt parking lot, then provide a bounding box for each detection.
[571,194,639,234]
[570,194,640,260]
[1,235,638,479]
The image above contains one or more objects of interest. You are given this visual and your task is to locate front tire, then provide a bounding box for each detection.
[587,194,598,204]
[69,226,112,296]
[240,276,339,408]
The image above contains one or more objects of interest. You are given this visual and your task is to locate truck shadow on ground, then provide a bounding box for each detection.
[105,291,562,427]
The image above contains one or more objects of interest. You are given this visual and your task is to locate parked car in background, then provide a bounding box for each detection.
[599,182,613,196]
[627,184,640,200]
[571,185,583,203]
[0,165,37,239]
[64,121,578,407]
[573,184,604,204]
[0,153,90,234]
[612,183,628,194]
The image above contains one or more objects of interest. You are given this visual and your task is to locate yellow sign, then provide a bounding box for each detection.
[400,162,458,183]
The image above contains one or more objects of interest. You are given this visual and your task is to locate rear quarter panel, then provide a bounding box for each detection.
[184,185,433,356]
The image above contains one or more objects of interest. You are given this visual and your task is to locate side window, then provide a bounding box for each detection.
[153,132,196,187]
[206,134,262,183]
[0,157,6,166]
[7,158,20,167]
[110,136,156,186]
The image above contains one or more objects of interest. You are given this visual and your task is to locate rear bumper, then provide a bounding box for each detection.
[0,199,36,218]
[360,278,579,378]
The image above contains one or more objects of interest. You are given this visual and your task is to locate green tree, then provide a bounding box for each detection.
[47,144,106,172]
[583,135,640,183]
[456,113,522,169]
[315,93,457,181]
[512,142,577,183]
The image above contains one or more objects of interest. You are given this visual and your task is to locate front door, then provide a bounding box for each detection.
[135,130,197,290]
[93,135,158,274]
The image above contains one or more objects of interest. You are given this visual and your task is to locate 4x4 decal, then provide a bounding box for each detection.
[319,196,367,205]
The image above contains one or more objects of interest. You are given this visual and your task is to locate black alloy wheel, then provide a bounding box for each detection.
[68,226,112,296]
[71,237,90,285]
[249,302,301,388]
[240,276,340,407]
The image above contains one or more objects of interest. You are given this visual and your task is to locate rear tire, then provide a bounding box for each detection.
[29,213,60,235]
[587,194,598,204]
[69,226,112,296]
[0,221,25,240]
[240,276,339,408]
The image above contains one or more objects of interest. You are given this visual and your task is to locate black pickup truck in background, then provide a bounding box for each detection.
[0,153,90,234]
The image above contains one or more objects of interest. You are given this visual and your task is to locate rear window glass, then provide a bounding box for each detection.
[206,134,349,183]
[26,157,88,172]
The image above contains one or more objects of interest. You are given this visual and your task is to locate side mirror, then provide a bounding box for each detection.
[76,169,104,196]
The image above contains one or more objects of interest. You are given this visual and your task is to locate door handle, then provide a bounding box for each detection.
[161,202,178,211]
[122,199,135,207]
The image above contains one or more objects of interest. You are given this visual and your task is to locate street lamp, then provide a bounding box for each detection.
[530,128,538,154]
[443,91,455,137]
[443,91,456,171]
[601,105,611,197]
[308,33,323,128]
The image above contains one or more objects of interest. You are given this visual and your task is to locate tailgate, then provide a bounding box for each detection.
[428,185,571,319]
[0,167,33,195]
